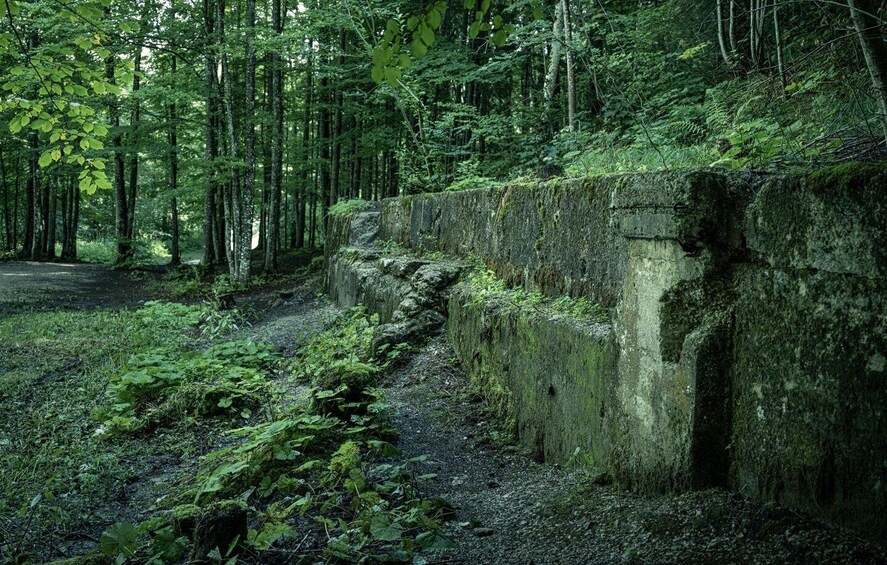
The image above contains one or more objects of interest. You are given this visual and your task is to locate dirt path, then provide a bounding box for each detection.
[381,337,886,564]
[0,261,157,314]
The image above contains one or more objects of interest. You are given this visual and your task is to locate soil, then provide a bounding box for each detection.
[2,260,885,564]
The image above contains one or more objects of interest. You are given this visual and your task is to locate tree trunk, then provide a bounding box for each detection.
[295,47,313,250]
[265,0,284,270]
[543,1,565,133]
[773,2,786,91]
[46,178,57,259]
[13,157,20,254]
[201,0,218,266]
[561,0,576,131]
[168,57,181,266]
[238,0,257,282]
[0,143,11,250]
[716,0,733,66]
[320,76,331,213]
[126,45,142,247]
[849,0,887,144]
[105,27,130,264]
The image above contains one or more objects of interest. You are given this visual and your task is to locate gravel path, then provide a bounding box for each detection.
[0,261,157,314]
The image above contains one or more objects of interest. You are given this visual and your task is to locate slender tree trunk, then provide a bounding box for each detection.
[126,45,142,246]
[295,47,313,250]
[169,57,181,266]
[201,0,218,266]
[561,0,576,131]
[71,180,80,259]
[0,143,11,250]
[12,158,20,254]
[716,0,733,66]
[46,178,57,259]
[749,0,766,70]
[309,177,317,248]
[60,178,68,258]
[849,0,887,144]
[329,30,346,208]
[773,2,786,91]
[320,76,331,213]
[25,133,37,259]
[543,1,565,133]
[238,0,257,281]
[729,0,738,58]
[105,27,130,264]
[265,0,284,270]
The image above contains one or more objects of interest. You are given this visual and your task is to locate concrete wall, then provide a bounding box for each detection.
[379,177,628,307]
[730,167,887,539]
[324,166,887,543]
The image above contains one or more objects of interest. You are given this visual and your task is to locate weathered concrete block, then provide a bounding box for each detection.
[448,285,617,465]
[732,266,887,541]
[746,164,887,278]
[611,238,729,493]
[324,203,382,261]
[379,178,627,307]
[610,171,730,248]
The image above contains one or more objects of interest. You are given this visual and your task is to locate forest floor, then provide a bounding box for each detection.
[0,261,885,564]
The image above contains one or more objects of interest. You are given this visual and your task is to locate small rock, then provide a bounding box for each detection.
[473,527,495,537]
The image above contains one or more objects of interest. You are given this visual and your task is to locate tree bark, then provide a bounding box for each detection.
[126,44,142,246]
[773,2,786,91]
[849,0,887,144]
[0,143,11,250]
[105,21,130,264]
[716,0,733,66]
[168,57,181,266]
[239,0,257,281]
[25,132,37,259]
[46,177,56,259]
[543,1,564,133]
[201,0,218,266]
[561,0,576,131]
[295,46,313,249]
[265,0,284,270]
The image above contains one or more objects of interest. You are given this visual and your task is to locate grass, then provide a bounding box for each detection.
[0,307,199,561]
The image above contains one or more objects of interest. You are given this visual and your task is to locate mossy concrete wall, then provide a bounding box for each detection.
[447,287,617,465]
[324,166,887,544]
[731,167,887,541]
[379,177,628,307]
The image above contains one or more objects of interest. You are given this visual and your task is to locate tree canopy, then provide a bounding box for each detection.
[2,0,886,272]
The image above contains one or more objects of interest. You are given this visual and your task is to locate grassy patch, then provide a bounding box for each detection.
[0,304,203,561]
[464,262,609,323]
[328,198,370,218]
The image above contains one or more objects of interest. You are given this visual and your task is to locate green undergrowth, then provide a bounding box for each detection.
[85,308,451,564]
[0,300,245,562]
[328,198,370,218]
[145,250,322,302]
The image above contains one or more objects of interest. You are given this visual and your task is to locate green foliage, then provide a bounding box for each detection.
[98,344,274,432]
[0,305,200,560]
[328,197,370,217]
[465,262,609,323]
